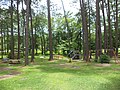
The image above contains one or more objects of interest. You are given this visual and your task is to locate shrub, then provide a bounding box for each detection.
[99,54,110,63]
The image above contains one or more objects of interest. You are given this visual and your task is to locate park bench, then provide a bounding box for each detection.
[9,59,20,64]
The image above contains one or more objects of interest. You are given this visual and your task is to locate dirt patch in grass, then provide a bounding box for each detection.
[54,63,80,69]
[59,63,72,67]
[0,67,21,80]
[71,66,80,69]
[113,68,120,71]
[0,71,21,80]
[95,64,111,67]
[0,67,11,71]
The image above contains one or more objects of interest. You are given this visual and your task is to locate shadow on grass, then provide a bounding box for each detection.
[30,59,120,90]
[97,76,120,90]
[108,77,120,90]
[27,63,120,90]
[30,59,115,76]
[1,58,120,90]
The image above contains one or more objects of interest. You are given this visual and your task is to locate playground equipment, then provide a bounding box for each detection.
[67,49,120,64]
[68,50,81,60]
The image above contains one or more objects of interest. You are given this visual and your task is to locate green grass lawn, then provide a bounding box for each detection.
[0,56,120,90]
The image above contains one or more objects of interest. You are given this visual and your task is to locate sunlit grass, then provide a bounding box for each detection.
[0,56,120,90]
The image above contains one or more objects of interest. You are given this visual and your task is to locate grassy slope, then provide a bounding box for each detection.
[0,56,120,90]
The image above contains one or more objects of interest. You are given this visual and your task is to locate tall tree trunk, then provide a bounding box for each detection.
[25,0,30,65]
[95,0,102,60]
[29,30,31,54]
[107,0,113,57]
[30,1,35,62]
[1,28,3,59]
[88,0,92,59]
[7,26,9,54]
[3,29,6,55]
[42,30,46,55]
[34,17,38,55]
[98,2,102,57]
[115,0,118,56]
[17,0,20,59]
[41,28,46,55]
[10,0,14,59]
[79,0,89,62]
[47,0,53,61]
[79,30,82,54]
[35,27,37,55]
[41,37,44,55]
[102,0,108,54]
[22,0,25,55]
[79,0,85,60]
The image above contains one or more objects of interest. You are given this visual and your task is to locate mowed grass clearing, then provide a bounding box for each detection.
[0,56,120,90]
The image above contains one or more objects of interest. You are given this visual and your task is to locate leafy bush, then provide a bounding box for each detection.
[99,54,110,63]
